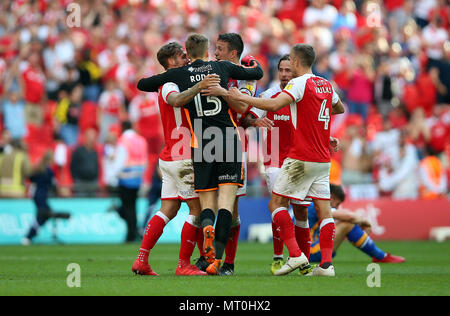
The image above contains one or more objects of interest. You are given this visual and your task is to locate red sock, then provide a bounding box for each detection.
[319,218,335,266]
[196,225,204,257]
[295,220,311,260]
[179,220,198,264]
[224,224,240,265]
[272,208,302,258]
[272,222,284,257]
[138,212,168,263]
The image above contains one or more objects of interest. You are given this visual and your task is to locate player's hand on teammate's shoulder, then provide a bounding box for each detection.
[227,87,245,101]
[198,74,221,90]
[201,83,227,97]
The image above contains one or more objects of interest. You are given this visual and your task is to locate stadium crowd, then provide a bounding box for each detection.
[0,0,449,200]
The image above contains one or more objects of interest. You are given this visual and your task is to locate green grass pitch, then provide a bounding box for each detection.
[0,241,449,296]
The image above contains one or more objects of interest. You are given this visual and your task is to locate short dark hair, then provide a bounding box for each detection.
[277,54,290,69]
[292,44,316,67]
[121,120,133,132]
[217,33,244,59]
[330,184,346,202]
[157,42,184,70]
[185,34,209,59]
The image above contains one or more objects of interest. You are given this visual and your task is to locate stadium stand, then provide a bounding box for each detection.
[0,0,448,200]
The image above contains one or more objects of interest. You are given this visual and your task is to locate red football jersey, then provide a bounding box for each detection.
[227,78,257,152]
[158,82,191,161]
[251,85,294,168]
[22,66,45,104]
[282,74,340,163]
[129,93,162,141]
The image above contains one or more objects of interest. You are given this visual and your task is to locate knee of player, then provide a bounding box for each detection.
[160,201,181,220]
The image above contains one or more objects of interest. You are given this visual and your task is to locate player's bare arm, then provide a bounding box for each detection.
[228,87,292,112]
[201,83,252,114]
[240,113,274,129]
[332,99,345,115]
[137,71,172,92]
[167,74,220,107]
[332,210,371,229]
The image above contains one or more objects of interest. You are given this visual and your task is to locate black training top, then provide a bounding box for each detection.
[137,59,263,140]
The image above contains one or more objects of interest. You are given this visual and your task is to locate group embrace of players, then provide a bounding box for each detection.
[131,32,403,277]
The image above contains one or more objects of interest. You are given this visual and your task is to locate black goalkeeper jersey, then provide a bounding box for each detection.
[137,59,263,145]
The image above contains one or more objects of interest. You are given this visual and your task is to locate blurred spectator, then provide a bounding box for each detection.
[340,120,373,185]
[77,50,102,102]
[0,130,11,154]
[427,106,450,156]
[313,53,332,80]
[55,84,83,146]
[378,132,420,199]
[102,128,119,190]
[407,108,431,158]
[128,91,162,181]
[370,119,401,166]
[419,152,448,199]
[98,79,126,142]
[414,0,438,29]
[346,55,375,122]
[0,138,32,198]
[422,12,448,68]
[52,133,71,197]
[70,128,99,197]
[374,61,394,118]
[333,0,357,33]
[20,50,46,126]
[429,43,450,105]
[330,157,342,185]
[109,121,148,242]
[303,0,338,52]
[2,59,26,140]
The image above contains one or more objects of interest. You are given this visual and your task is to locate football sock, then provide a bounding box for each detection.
[272,207,302,258]
[179,215,199,264]
[295,219,311,260]
[138,211,169,263]
[200,208,215,228]
[319,218,335,267]
[272,222,284,258]
[347,224,386,260]
[196,226,204,257]
[224,217,240,265]
[214,209,233,260]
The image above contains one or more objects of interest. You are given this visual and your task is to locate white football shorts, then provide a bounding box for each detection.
[265,166,312,206]
[159,158,198,200]
[272,158,330,204]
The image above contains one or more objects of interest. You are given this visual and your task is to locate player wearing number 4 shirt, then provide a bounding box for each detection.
[137,34,264,275]
[226,44,345,276]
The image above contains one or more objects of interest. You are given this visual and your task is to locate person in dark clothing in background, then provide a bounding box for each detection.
[22,151,70,245]
[70,128,99,197]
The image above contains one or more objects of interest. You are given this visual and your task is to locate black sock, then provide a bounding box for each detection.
[214,209,233,260]
[200,208,215,228]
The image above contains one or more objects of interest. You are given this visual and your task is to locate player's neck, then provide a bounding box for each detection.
[190,57,209,63]
[296,67,313,77]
